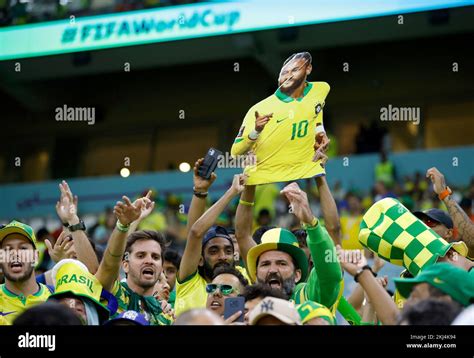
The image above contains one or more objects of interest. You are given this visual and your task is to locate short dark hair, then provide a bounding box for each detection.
[428,285,453,299]
[36,227,49,240]
[124,230,166,259]
[283,52,312,67]
[242,283,289,301]
[398,299,463,325]
[292,229,308,249]
[212,266,248,287]
[164,249,182,270]
[13,302,83,326]
[252,226,276,244]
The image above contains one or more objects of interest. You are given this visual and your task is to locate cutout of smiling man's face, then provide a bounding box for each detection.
[278,57,312,94]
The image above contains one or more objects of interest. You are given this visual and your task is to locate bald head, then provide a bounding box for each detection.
[174,308,224,326]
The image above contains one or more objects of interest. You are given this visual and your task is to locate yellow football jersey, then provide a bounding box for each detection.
[340,215,365,250]
[231,81,330,185]
[0,283,51,325]
[175,266,250,317]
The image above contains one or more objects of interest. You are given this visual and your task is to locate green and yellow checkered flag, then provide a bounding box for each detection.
[359,198,467,276]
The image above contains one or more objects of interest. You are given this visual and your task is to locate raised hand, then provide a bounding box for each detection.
[313,132,330,152]
[336,245,368,276]
[426,167,447,195]
[313,149,328,165]
[193,158,217,192]
[254,111,273,132]
[225,310,244,325]
[160,300,175,320]
[56,180,79,225]
[313,132,330,164]
[45,230,76,263]
[281,182,314,224]
[230,174,247,195]
[373,253,386,273]
[114,196,143,226]
[134,190,155,221]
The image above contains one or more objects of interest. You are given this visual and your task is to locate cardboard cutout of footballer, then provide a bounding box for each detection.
[231,52,330,185]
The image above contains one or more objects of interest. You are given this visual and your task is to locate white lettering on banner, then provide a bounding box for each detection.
[61,9,241,44]
[1,0,472,61]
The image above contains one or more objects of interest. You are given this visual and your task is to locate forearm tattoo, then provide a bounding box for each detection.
[444,196,474,247]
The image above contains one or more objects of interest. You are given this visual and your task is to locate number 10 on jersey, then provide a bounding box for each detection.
[291,120,309,140]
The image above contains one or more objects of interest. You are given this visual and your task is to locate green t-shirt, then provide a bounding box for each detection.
[291,223,342,311]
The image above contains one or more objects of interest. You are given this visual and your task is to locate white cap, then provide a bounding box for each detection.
[249,297,301,325]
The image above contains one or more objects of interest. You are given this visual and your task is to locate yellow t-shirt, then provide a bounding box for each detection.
[0,283,51,325]
[340,214,364,250]
[254,183,281,219]
[231,81,330,185]
[394,289,406,309]
[138,211,167,232]
[175,266,250,317]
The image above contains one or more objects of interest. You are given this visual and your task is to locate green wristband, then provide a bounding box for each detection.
[116,221,130,233]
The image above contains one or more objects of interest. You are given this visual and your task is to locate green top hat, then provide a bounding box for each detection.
[247,228,308,283]
[359,198,467,276]
[394,263,474,307]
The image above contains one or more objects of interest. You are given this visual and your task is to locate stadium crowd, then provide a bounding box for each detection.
[1,155,473,326]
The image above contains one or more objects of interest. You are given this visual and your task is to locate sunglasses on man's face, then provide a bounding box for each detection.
[423,218,440,228]
[206,284,236,296]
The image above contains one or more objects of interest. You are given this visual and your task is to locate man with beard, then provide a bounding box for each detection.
[0,221,52,325]
[231,51,331,185]
[175,164,247,317]
[237,182,342,312]
[95,192,172,325]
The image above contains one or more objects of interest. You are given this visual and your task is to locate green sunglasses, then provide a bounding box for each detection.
[205,284,237,296]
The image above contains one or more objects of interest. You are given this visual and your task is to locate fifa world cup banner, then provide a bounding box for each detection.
[230,53,330,185]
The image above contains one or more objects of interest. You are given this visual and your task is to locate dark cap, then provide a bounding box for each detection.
[413,209,453,229]
[202,226,233,249]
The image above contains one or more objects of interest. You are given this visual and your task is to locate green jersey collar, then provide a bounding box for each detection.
[2,282,44,299]
[275,82,313,103]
